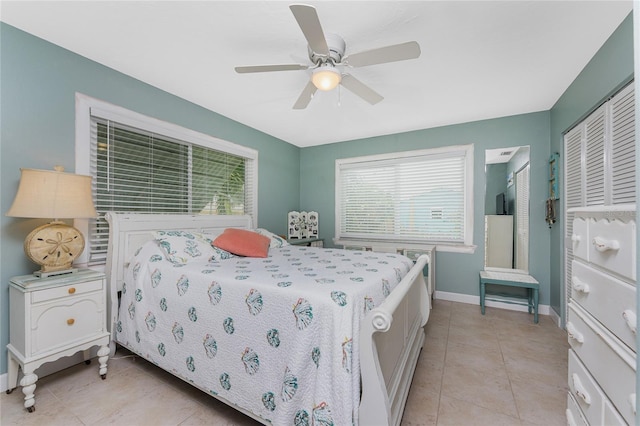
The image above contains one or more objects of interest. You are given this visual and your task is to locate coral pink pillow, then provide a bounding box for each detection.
[212,228,270,258]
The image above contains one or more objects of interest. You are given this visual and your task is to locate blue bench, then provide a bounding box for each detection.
[479,270,540,323]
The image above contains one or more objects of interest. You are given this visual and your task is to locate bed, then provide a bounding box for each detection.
[105,213,431,425]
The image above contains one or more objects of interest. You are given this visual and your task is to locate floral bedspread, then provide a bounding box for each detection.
[115,240,412,425]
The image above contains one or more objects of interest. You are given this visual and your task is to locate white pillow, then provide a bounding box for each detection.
[255,228,290,248]
[154,230,233,264]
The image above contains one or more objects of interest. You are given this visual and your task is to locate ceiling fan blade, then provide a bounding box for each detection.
[293,81,317,109]
[289,4,330,56]
[340,74,383,105]
[235,64,309,74]
[344,41,421,68]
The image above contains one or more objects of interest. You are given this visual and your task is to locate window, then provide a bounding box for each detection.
[75,94,258,266]
[335,144,474,248]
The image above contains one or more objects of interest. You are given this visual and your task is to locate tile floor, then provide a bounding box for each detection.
[1,299,569,425]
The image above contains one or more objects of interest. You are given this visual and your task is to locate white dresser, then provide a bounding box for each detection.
[566,205,636,425]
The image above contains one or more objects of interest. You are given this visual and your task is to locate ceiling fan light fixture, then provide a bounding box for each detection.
[312,65,341,91]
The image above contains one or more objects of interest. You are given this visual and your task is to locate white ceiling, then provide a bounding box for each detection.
[0,1,633,147]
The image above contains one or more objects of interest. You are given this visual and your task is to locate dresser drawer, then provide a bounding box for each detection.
[30,293,105,356]
[566,392,589,426]
[587,217,636,281]
[31,279,103,304]
[572,217,589,262]
[567,302,636,424]
[568,349,605,425]
[571,260,637,352]
[604,398,627,425]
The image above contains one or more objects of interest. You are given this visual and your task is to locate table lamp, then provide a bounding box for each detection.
[6,166,97,277]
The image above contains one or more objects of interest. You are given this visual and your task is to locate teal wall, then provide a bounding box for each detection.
[300,112,551,302]
[548,13,635,319]
[0,23,300,375]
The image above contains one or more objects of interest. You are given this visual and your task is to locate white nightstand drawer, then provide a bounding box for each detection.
[571,260,636,352]
[31,294,104,355]
[31,279,103,304]
[567,302,636,424]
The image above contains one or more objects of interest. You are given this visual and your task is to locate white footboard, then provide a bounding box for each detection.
[359,254,430,426]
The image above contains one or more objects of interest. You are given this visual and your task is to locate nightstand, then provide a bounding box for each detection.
[6,269,110,412]
[287,237,324,247]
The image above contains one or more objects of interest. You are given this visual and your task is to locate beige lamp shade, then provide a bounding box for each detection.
[7,167,97,219]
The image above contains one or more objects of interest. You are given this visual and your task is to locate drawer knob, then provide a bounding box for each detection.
[571,276,590,294]
[571,234,581,243]
[622,310,637,334]
[592,236,620,252]
[68,287,76,294]
[571,373,591,405]
[67,318,75,326]
[566,322,584,344]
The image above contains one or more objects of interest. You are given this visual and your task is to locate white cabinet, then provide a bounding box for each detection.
[484,215,513,268]
[6,269,110,412]
[566,206,636,425]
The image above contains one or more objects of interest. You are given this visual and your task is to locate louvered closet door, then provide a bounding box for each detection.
[564,125,584,316]
[610,83,636,204]
[585,104,606,206]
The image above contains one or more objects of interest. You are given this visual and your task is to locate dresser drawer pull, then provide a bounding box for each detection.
[630,393,637,415]
[592,236,620,252]
[67,318,75,326]
[566,322,584,344]
[572,373,591,405]
[68,287,76,294]
[571,276,590,294]
[623,310,637,334]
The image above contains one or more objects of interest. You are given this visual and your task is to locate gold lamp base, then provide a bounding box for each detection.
[24,221,85,277]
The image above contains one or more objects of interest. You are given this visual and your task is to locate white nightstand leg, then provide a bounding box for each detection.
[6,353,19,392]
[19,371,38,412]
[97,345,109,379]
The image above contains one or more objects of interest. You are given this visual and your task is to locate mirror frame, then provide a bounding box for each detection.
[484,146,530,273]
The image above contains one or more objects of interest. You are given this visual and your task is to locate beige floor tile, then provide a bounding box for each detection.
[402,383,439,426]
[1,386,83,425]
[510,378,568,426]
[437,394,521,426]
[441,363,519,419]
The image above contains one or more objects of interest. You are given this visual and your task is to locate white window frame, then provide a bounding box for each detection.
[74,93,258,267]
[334,144,474,252]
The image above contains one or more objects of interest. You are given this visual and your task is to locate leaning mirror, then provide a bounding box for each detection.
[484,146,530,272]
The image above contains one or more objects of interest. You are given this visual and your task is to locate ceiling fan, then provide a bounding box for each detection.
[234,3,421,109]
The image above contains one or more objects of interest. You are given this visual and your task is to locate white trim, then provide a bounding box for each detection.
[0,373,6,393]
[435,290,552,316]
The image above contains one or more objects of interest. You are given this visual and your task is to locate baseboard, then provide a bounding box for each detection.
[435,290,551,316]
[1,372,7,393]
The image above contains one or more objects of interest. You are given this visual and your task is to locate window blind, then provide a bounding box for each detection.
[337,147,470,244]
[87,117,254,265]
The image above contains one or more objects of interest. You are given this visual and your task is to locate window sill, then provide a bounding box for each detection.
[333,238,476,254]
